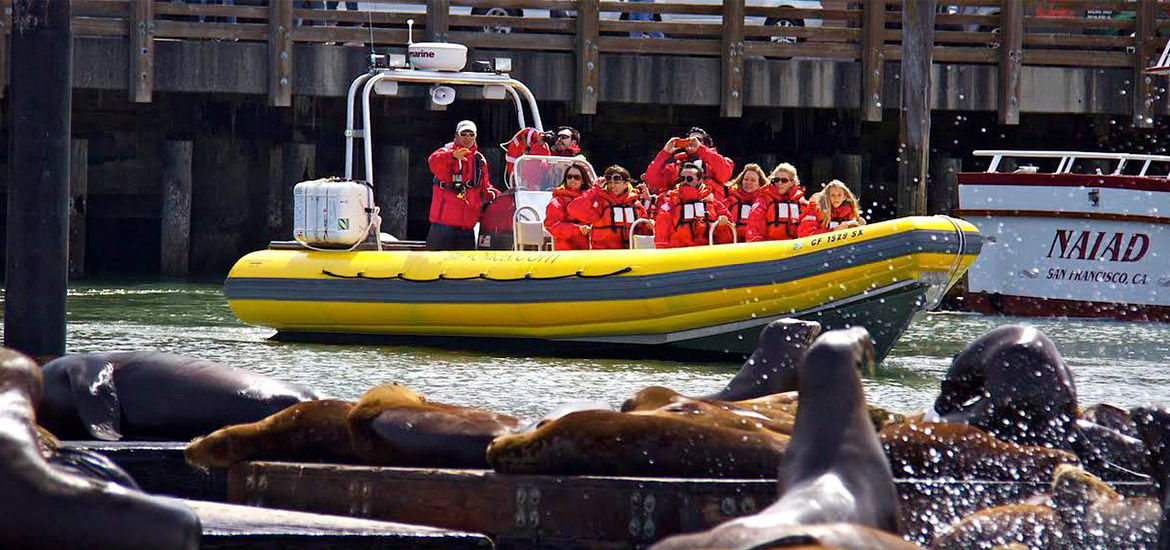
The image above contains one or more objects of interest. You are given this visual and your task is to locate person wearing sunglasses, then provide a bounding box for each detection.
[548,126,585,159]
[720,163,769,244]
[641,127,734,200]
[652,163,730,249]
[426,120,499,250]
[543,162,594,251]
[745,163,808,242]
[567,165,652,250]
[796,179,865,238]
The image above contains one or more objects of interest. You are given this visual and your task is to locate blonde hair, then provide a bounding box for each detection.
[769,163,800,186]
[728,163,768,191]
[814,179,865,225]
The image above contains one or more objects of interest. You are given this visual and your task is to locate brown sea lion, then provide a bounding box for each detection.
[700,318,822,402]
[1050,463,1158,550]
[715,523,927,550]
[185,399,357,470]
[1082,403,1137,438]
[623,386,796,435]
[0,347,200,549]
[649,327,900,550]
[486,408,788,478]
[347,384,521,468]
[880,421,1079,481]
[929,503,1061,550]
[931,325,1077,449]
[38,351,320,441]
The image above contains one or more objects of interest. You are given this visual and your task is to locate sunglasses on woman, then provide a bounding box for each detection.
[678,175,698,183]
[606,174,627,181]
[459,131,476,137]
[770,177,791,184]
[565,173,583,181]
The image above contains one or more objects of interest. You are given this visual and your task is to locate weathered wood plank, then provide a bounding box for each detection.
[897,0,934,218]
[1133,0,1155,128]
[998,0,1021,125]
[862,0,884,122]
[574,0,600,115]
[599,36,719,56]
[129,0,153,103]
[428,0,450,42]
[161,140,192,278]
[69,139,88,281]
[720,0,745,118]
[268,0,292,107]
[598,1,723,16]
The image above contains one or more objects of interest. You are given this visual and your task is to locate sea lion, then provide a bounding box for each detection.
[1050,463,1158,550]
[700,318,822,402]
[39,351,320,441]
[0,347,201,549]
[520,400,614,433]
[1130,405,1170,550]
[1082,403,1137,438]
[1070,418,1150,481]
[486,408,788,478]
[880,421,1079,481]
[704,523,927,550]
[931,325,1077,449]
[186,399,357,470]
[929,503,1061,550]
[623,386,796,435]
[347,384,521,468]
[649,327,900,550]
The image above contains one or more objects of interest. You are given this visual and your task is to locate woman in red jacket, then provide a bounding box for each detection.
[796,179,865,238]
[543,163,593,250]
[746,163,807,242]
[568,165,652,250]
[721,163,768,243]
[653,163,730,249]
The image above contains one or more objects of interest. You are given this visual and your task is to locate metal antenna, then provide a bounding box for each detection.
[367,9,379,69]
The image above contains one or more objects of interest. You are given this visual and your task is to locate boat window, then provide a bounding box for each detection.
[1066,158,1116,175]
[995,157,1061,174]
[512,155,598,192]
[1143,161,1170,177]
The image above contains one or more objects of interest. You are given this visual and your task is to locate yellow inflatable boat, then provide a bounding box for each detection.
[225,216,981,359]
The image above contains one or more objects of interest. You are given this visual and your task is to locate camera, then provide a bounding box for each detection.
[540,131,558,144]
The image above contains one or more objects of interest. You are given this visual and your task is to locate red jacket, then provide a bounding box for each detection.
[544,187,591,250]
[428,142,498,230]
[569,186,650,250]
[721,184,764,243]
[642,145,734,195]
[796,201,859,238]
[653,184,730,249]
[746,185,806,242]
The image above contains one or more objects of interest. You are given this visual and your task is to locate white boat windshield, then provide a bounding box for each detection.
[512,155,597,192]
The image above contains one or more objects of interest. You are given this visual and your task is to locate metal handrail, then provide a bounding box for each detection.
[513,205,548,251]
[628,218,654,250]
[708,217,737,245]
[973,150,1170,177]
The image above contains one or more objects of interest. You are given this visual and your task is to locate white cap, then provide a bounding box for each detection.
[456,120,477,135]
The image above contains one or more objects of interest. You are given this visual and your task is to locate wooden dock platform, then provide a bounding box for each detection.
[227,462,1155,549]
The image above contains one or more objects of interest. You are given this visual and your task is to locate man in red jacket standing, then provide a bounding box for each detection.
[427,120,499,250]
[641,127,734,201]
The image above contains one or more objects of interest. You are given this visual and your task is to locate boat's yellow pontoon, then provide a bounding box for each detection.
[226,216,981,359]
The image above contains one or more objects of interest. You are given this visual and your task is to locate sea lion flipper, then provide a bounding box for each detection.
[65,360,122,441]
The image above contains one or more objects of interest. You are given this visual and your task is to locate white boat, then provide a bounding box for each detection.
[956,150,1170,321]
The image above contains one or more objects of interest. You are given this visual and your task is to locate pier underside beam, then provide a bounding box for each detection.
[161,140,193,277]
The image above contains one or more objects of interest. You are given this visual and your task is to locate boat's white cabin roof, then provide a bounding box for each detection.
[974,150,1170,178]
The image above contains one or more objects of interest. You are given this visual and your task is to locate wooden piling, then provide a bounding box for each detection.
[161,141,193,277]
[375,145,410,240]
[130,0,155,103]
[720,0,745,118]
[69,139,88,281]
[427,0,450,43]
[998,0,1021,125]
[861,0,885,122]
[928,155,960,215]
[1133,0,1155,128]
[268,0,293,108]
[574,0,600,116]
[834,153,864,204]
[4,0,72,360]
[897,0,935,218]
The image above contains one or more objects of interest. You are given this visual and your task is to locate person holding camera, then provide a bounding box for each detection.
[642,127,734,200]
[547,126,585,159]
[653,163,731,249]
[426,120,499,250]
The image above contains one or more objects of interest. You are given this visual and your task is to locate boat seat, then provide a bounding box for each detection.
[515,220,553,251]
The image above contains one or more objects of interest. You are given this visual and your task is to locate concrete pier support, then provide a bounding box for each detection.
[897,0,935,217]
[69,139,88,280]
[375,145,410,239]
[161,141,193,277]
[5,0,72,359]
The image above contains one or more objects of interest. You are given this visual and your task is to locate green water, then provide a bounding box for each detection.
[6,283,1169,419]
